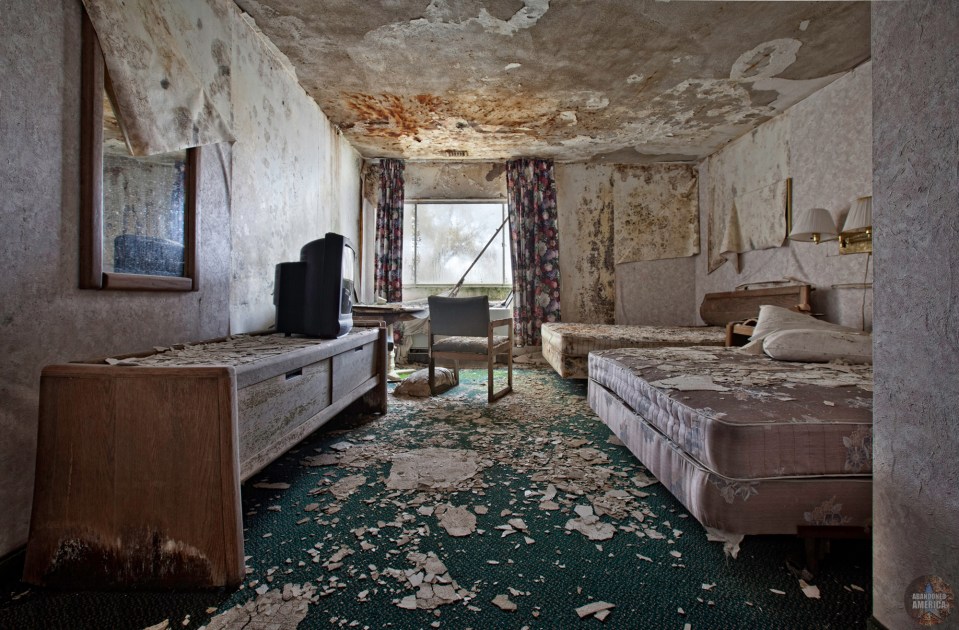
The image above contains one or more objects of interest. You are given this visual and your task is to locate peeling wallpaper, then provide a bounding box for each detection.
[871,2,959,627]
[705,114,789,273]
[555,163,700,326]
[613,164,698,264]
[82,0,235,155]
[555,164,616,325]
[404,162,507,200]
[696,62,874,330]
[0,0,232,555]
[230,8,361,333]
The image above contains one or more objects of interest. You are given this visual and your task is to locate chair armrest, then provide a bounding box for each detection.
[489,317,513,328]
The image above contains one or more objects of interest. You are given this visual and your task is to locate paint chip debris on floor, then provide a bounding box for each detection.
[0,368,871,630]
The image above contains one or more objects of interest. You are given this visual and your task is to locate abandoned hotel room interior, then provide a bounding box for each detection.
[1,0,956,628]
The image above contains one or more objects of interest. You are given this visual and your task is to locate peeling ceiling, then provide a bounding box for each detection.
[233,0,870,163]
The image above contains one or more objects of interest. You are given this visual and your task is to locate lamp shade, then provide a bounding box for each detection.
[843,196,872,232]
[789,207,837,243]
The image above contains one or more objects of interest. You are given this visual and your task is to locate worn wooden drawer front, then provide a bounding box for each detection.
[238,359,331,463]
[331,341,376,401]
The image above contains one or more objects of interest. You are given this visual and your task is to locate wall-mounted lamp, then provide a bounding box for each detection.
[839,195,873,255]
[788,207,837,244]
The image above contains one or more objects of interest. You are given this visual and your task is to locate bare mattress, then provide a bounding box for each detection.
[587,346,872,537]
[541,323,725,379]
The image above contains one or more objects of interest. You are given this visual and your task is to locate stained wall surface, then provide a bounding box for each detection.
[696,62,874,329]
[0,0,232,556]
[871,2,959,627]
[230,9,362,333]
[556,164,699,326]
[404,162,507,201]
[555,164,616,325]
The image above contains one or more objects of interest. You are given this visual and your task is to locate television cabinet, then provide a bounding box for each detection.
[24,322,387,589]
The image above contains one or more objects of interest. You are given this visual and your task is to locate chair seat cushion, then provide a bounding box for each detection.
[433,336,510,354]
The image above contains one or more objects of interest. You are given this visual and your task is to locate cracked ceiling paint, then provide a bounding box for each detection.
[233,0,870,162]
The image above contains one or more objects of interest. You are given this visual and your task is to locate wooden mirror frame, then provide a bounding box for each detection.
[80,12,200,291]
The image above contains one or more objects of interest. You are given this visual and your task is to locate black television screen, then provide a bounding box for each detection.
[274,232,355,339]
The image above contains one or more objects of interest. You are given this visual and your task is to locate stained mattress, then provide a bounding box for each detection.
[541,323,725,379]
[587,346,873,536]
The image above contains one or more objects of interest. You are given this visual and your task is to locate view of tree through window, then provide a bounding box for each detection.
[402,202,512,287]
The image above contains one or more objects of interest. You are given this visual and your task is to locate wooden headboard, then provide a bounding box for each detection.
[699,285,812,326]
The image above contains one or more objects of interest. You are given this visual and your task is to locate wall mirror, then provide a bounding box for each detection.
[80,12,200,291]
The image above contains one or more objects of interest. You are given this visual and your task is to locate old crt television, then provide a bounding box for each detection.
[274,232,356,338]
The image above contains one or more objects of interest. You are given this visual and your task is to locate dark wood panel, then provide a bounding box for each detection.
[700,285,811,326]
[24,367,242,588]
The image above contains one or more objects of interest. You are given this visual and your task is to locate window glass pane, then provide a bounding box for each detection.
[405,203,510,286]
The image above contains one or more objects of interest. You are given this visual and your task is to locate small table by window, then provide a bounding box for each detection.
[353,304,429,380]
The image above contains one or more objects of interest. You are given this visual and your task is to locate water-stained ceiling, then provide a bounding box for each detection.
[233,0,870,163]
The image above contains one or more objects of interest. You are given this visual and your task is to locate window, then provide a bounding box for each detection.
[402,202,512,290]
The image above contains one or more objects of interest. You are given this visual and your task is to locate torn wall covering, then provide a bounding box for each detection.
[613,164,698,264]
[705,116,789,273]
[555,164,616,325]
[696,62,872,330]
[82,0,234,155]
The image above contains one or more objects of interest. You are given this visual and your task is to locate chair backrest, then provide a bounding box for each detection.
[428,295,490,337]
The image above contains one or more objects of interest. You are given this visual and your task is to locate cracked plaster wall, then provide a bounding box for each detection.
[230,8,362,333]
[0,0,231,556]
[696,62,874,330]
[872,2,959,627]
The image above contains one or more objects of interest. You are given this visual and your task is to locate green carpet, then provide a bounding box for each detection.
[0,367,871,629]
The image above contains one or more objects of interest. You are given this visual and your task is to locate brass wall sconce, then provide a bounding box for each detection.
[838,195,873,255]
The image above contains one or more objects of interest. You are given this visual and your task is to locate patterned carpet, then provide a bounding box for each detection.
[0,367,871,629]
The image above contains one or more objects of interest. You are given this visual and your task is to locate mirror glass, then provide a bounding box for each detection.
[101,93,188,278]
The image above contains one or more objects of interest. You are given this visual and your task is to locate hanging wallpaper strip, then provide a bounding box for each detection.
[613,164,699,264]
[82,0,235,156]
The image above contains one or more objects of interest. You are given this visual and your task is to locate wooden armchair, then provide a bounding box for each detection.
[427,295,514,403]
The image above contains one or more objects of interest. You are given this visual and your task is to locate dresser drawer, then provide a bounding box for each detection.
[331,340,376,401]
[238,358,331,467]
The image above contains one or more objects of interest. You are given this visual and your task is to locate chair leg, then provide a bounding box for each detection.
[428,357,436,395]
[488,352,495,403]
[488,347,514,403]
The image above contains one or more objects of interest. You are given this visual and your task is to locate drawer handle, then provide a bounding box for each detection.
[354,346,364,352]
[285,368,303,380]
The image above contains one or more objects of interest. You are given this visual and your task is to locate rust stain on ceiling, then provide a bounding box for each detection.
[233,0,871,163]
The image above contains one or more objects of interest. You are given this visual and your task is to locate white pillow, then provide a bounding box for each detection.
[762,328,872,364]
[749,305,860,342]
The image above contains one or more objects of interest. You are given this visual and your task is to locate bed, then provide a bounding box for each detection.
[542,285,812,379]
[542,323,725,378]
[587,345,872,541]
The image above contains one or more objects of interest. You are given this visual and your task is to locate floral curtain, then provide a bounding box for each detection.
[374,159,404,303]
[506,158,561,346]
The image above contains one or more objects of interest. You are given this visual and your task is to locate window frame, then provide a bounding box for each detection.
[402,199,511,289]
